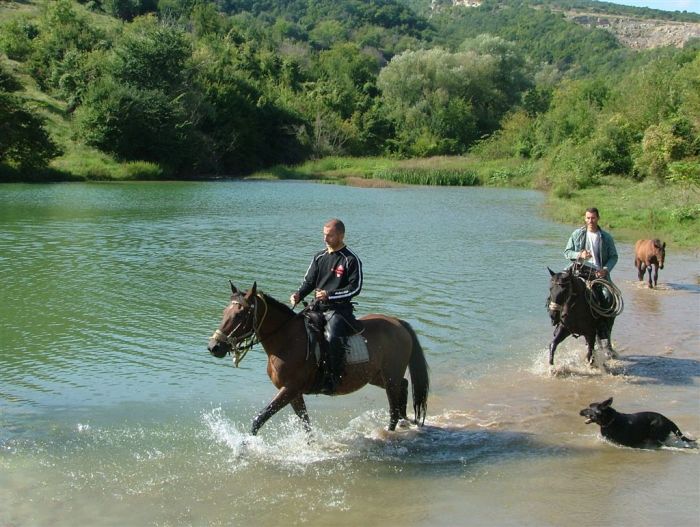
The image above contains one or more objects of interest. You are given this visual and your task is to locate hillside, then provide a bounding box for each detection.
[562,11,700,49]
[428,0,700,49]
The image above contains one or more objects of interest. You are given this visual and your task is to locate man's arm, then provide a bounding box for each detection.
[294,255,320,301]
[603,232,618,273]
[563,230,583,261]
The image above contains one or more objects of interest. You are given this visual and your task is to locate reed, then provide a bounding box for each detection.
[371,167,480,186]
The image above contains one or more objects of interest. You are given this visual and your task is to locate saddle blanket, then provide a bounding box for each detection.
[344,334,369,364]
[313,334,369,365]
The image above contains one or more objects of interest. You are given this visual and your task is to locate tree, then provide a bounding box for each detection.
[109,15,192,92]
[74,78,192,169]
[377,44,529,156]
[0,67,60,172]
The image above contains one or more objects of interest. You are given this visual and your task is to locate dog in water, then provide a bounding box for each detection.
[580,397,696,448]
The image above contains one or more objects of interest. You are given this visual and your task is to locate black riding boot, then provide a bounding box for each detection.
[323,337,346,394]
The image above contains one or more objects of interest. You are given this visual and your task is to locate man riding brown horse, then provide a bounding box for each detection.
[290,219,363,394]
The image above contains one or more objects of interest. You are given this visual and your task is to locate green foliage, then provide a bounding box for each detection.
[635,118,696,181]
[28,0,106,90]
[667,160,700,187]
[372,167,480,186]
[0,64,60,172]
[378,40,530,156]
[588,114,636,175]
[74,78,192,168]
[110,15,191,92]
[429,0,626,76]
[100,0,158,21]
[0,16,39,61]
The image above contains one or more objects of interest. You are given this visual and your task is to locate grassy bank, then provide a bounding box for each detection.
[546,176,700,249]
[248,156,536,187]
[249,156,700,249]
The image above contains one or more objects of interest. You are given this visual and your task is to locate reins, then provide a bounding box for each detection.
[209,293,268,367]
[210,292,303,367]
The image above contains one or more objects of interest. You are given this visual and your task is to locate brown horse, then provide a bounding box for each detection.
[634,239,666,288]
[207,282,429,436]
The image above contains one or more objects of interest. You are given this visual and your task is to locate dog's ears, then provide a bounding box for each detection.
[601,397,613,408]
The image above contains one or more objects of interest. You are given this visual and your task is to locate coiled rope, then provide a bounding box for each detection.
[583,278,624,318]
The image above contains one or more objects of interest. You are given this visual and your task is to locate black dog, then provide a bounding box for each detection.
[580,397,696,448]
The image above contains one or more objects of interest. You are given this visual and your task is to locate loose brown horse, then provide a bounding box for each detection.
[634,239,666,288]
[207,282,429,436]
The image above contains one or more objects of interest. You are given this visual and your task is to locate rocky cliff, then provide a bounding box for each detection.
[565,13,700,49]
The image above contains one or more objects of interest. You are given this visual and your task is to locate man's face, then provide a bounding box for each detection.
[585,211,599,231]
[323,225,344,251]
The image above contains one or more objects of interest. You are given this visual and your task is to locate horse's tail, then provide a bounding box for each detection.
[399,320,429,426]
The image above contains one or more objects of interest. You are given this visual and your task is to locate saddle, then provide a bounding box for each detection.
[302,302,367,393]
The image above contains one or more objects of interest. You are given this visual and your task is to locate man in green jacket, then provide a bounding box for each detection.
[564,207,619,354]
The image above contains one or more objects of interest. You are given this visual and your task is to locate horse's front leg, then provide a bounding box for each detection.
[652,264,659,288]
[585,333,597,365]
[647,265,654,288]
[549,325,571,366]
[290,394,312,433]
[251,386,299,436]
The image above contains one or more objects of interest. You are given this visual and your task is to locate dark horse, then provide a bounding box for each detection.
[635,239,666,288]
[207,282,430,435]
[547,267,605,366]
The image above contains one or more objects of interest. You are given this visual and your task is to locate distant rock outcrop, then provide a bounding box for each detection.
[566,13,700,49]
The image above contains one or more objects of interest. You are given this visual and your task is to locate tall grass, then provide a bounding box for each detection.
[546,177,700,248]
[371,167,480,186]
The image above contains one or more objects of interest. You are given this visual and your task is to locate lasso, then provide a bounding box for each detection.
[583,278,624,318]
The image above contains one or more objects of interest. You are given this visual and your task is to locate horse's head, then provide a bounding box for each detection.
[653,239,666,269]
[207,281,259,359]
[547,267,573,325]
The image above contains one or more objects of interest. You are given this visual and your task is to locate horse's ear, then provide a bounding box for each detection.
[229,280,238,294]
[601,397,613,408]
[548,267,555,277]
[248,282,257,298]
[662,242,666,249]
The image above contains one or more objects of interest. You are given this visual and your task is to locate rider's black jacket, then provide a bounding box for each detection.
[295,246,362,308]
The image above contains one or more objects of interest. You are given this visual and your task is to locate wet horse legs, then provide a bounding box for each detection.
[251,386,301,435]
[548,325,571,366]
[290,394,312,433]
[385,378,408,431]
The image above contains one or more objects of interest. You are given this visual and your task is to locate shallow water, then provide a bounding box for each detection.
[0,181,698,526]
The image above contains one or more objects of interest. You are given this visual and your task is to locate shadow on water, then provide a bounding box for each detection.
[393,425,575,470]
[616,354,700,386]
[665,282,700,293]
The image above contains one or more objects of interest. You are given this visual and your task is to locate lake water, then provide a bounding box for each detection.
[1,181,698,526]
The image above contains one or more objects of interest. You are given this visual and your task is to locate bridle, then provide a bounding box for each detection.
[210,293,269,367]
[548,276,573,314]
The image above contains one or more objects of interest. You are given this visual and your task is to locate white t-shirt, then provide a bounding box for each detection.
[585,230,601,269]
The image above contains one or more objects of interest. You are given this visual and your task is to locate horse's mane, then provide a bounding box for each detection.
[259,291,296,317]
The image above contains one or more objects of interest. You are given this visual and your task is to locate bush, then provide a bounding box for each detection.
[74,78,192,169]
[634,120,693,182]
[0,17,39,61]
[667,160,700,186]
[0,91,61,171]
